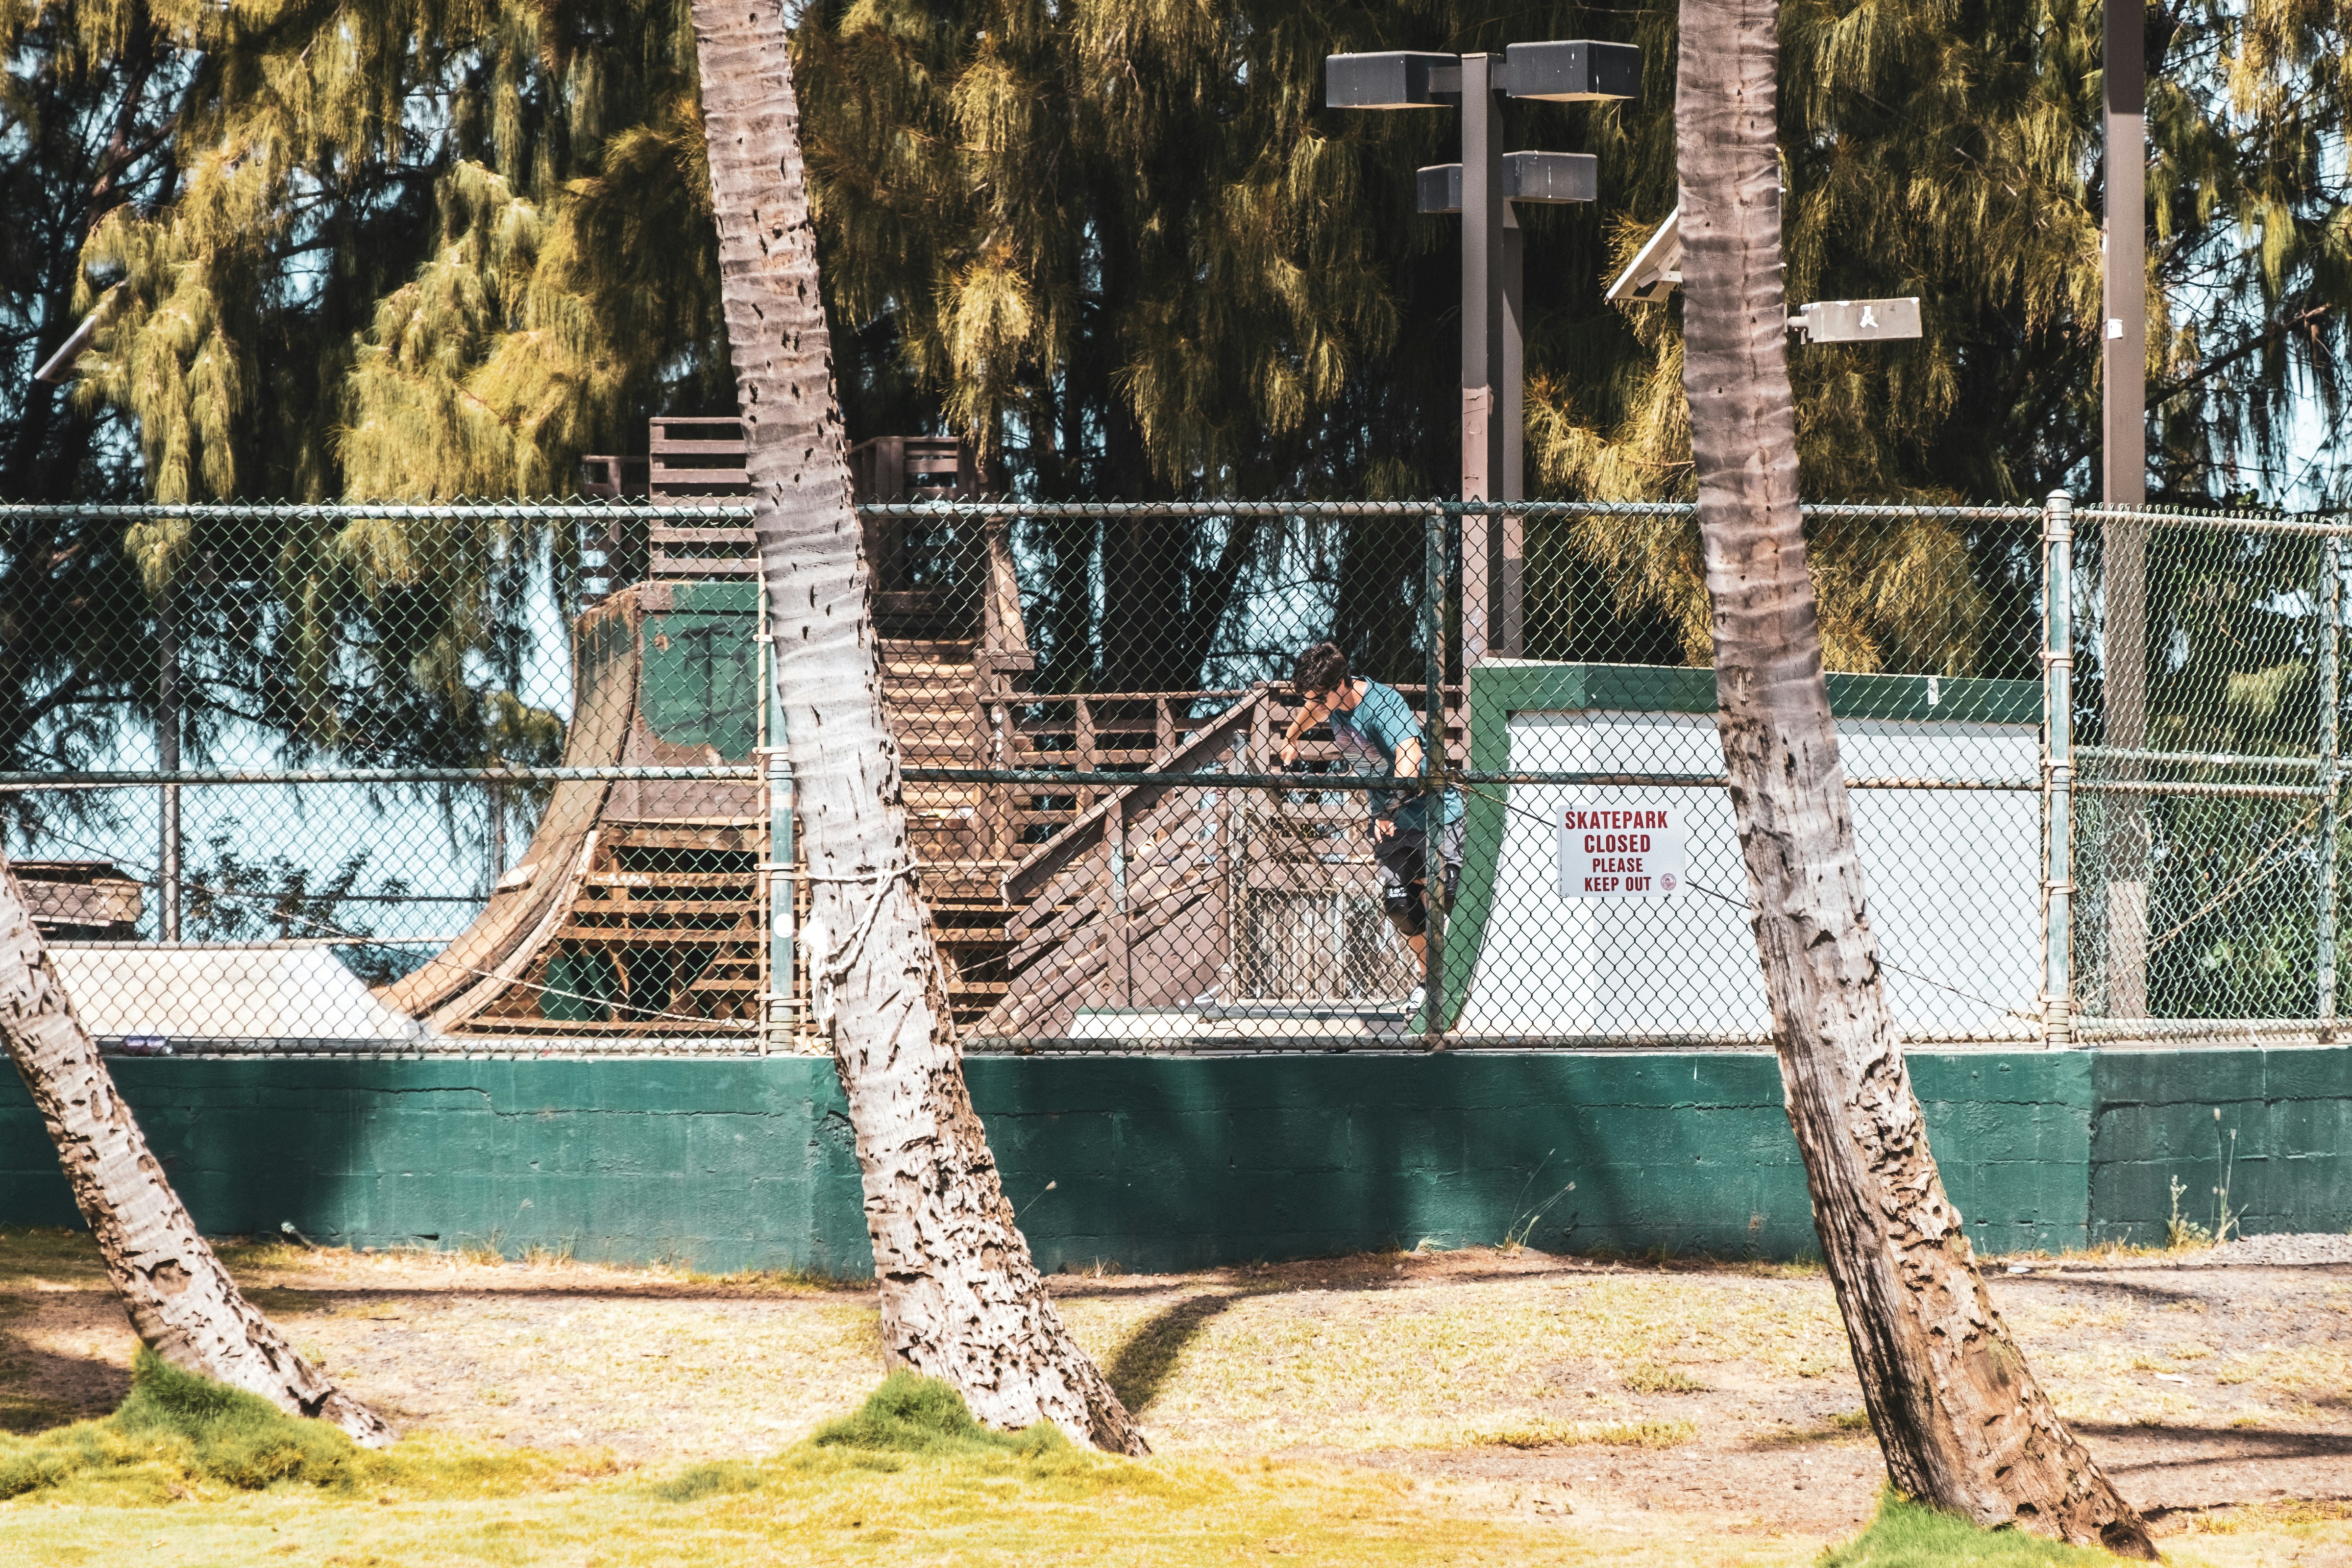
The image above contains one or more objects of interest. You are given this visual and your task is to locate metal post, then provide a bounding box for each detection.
[2043,491,2076,1049]
[1459,53,1503,667]
[1109,808,1132,1004]
[758,584,796,1051]
[156,591,181,943]
[2319,535,2341,1026]
[1422,508,1448,1046]
[2101,0,2150,1019]
[1496,209,1526,658]
[486,784,507,886]
[2103,0,2147,510]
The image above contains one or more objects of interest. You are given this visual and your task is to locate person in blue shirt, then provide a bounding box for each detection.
[1276,641,1464,974]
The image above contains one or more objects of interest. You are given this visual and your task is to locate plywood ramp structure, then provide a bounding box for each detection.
[881,514,1051,1025]
[380,522,1045,1037]
[378,582,764,1036]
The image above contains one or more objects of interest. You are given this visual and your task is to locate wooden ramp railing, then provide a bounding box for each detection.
[976,684,1465,1039]
[982,691,1272,1038]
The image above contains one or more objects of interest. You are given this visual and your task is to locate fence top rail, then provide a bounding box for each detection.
[0,501,758,522]
[0,765,765,788]
[1024,684,1465,706]
[17,500,2344,531]
[2075,745,2323,772]
[2074,503,2351,537]
[852,499,2045,521]
[0,498,2046,523]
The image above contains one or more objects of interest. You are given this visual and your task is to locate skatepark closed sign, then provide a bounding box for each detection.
[1558,804,1688,897]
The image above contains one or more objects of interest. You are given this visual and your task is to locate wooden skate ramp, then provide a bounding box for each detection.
[379,582,763,1036]
[981,693,1268,1039]
[387,508,1056,1037]
[378,594,639,1027]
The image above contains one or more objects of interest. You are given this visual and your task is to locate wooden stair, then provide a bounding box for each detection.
[464,823,765,1035]
[647,416,757,578]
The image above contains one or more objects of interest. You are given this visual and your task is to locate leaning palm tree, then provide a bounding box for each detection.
[0,864,389,1442]
[1676,0,2151,1552]
[685,0,1146,1452]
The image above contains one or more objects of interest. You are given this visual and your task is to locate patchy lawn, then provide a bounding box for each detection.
[0,1230,2348,1565]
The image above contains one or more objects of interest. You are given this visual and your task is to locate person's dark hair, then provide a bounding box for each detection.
[1292,641,1349,697]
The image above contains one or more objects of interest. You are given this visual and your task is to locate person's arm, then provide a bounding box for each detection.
[1277,695,1317,766]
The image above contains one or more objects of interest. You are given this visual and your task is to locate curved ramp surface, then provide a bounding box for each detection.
[379,582,768,1036]
[377,592,667,1032]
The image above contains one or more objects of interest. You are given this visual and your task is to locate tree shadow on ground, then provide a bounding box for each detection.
[1102,1286,1276,1417]
[0,1292,129,1435]
[2074,1422,2352,1467]
[1991,1274,2230,1310]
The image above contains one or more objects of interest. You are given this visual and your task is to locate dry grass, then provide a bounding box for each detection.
[0,1364,1785,1568]
[1751,1410,1875,1448]
[1429,1416,1699,1450]
[0,1447,1830,1568]
[9,1231,2352,1457]
[3,1232,2352,1566]
[1623,1363,1711,1394]
[1054,1270,1853,1453]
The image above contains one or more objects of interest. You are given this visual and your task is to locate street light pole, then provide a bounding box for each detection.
[1327,42,1638,664]
[1461,53,1502,505]
[1499,199,1526,658]
[1460,52,1506,664]
[2102,0,2151,1018]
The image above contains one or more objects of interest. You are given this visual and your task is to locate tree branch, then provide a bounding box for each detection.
[2152,304,2333,406]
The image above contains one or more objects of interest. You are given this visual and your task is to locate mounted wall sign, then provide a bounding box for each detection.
[1790,297,1923,343]
[1557,803,1688,898]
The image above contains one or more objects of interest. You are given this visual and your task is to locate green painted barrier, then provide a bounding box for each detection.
[2,1048,2339,1274]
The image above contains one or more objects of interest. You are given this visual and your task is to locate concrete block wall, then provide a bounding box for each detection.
[0,1049,2335,1274]
[2090,1048,2352,1245]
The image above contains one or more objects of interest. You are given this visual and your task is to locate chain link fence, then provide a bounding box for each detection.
[2063,503,2352,1043]
[0,493,2328,1055]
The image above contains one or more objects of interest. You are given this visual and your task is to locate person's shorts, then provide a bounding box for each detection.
[1372,818,1464,937]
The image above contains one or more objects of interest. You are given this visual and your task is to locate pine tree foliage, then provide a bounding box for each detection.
[39,0,729,504]
[791,0,2352,675]
[16,0,2352,510]
[793,0,1430,496]
[0,0,713,787]
[11,0,2352,685]
[0,0,162,500]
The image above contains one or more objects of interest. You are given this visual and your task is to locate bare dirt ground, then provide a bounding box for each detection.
[4,1230,2350,1561]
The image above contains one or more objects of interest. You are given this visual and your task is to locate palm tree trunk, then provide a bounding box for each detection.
[687,0,1146,1454]
[1676,0,2151,1552]
[0,862,390,1444]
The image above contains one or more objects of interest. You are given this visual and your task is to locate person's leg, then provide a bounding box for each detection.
[1400,908,1427,970]
[1374,828,1432,976]
[1403,820,1464,962]
[1414,820,1464,1039]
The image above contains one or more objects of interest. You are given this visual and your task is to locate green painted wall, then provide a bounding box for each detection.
[2089,1048,2352,1244]
[0,1049,2333,1275]
[638,580,760,760]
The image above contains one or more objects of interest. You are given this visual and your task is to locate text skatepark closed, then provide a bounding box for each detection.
[1558,805,1687,896]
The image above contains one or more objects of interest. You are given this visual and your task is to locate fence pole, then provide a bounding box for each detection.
[2042,491,2075,1048]
[757,584,797,1054]
[486,783,507,886]
[1423,507,1448,1047]
[2319,534,2340,1027]
[156,589,181,943]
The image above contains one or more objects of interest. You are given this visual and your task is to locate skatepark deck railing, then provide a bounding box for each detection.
[0,493,2341,1054]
